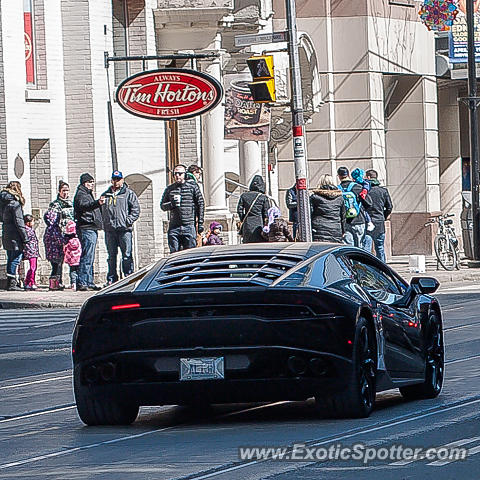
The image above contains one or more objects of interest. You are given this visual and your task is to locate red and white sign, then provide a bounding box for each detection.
[24,8,35,84]
[116,69,223,120]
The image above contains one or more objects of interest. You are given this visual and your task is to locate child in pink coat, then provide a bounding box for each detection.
[63,220,82,290]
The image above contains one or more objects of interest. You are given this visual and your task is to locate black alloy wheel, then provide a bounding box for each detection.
[316,317,376,418]
[400,312,444,400]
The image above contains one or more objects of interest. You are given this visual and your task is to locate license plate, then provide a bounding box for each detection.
[180,357,225,381]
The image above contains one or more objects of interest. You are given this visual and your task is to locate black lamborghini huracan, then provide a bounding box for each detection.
[72,243,444,425]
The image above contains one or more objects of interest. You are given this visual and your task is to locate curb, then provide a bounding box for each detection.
[0,301,85,309]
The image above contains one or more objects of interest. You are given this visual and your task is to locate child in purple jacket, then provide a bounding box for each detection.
[23,214,40,290]
[205,221,224,246]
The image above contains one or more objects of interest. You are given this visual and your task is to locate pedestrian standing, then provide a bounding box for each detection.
[204,221,224,245]
[285,184,298,240]
[310,174,346,243]
[186,164,203,184]
[0,181,28,291]
[101,171,140,285]
[236,175,270,243]
[43,181,74,290]
[73,173,105,291]
[262,206,294,242]
[364,169,393,262]
[337,166,372,248]
[161,164,205,253]
[23,214,40,290]
[63,220,82,290]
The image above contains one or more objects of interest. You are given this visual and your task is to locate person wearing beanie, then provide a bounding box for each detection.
[364,169,393,262]
[204,221,224,246]
[63,220,82,290]
[73,173,105,291]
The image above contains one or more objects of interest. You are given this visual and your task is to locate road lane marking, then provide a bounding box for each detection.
[0,426,60,441]
[0,425,175,470]
[429,443,480,467]
[170,397,480,480]
[0,375,71,390]
[445,353,480,365]
[389,436,480,466]
[0,405,75,424]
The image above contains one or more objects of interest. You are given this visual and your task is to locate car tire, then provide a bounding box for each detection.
[74,370,139,426]
[315,317,376,418]
[399,311,444,400]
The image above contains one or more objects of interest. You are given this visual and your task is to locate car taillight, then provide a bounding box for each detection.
[111,303,140,311]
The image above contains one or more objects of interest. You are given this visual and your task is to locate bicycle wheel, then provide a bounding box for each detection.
[434,235,457,271]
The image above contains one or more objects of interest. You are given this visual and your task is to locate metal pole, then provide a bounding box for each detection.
[285,0,312,242]
[467,0,480,263]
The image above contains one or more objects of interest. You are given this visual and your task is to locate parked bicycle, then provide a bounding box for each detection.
[425,213,460,271]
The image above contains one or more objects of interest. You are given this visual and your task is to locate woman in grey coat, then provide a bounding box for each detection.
[0,181,28,290]
[236,175,270,243]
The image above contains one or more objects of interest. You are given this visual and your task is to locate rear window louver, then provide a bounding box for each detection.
[152,253,304,289]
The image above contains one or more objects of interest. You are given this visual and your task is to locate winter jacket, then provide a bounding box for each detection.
[0,189,28,251]
[206,233,223,245]
[310,187,346,243]
[73,184,103,231]
[43,208,65,262]
[285,186,298,224]
[43,197,74,263]
[365,179,393,235]
[23,225,39,259]
[64,235,82,266]
[338,180,372,226]
[161,180,205,230]
[101,184,140,232]
[263,218,294,242]
[237,175,270,243]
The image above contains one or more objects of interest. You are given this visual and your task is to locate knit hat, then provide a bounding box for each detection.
[351,168,365,183]
[209,221,222,232]
[65,220,76,235]
[337,166,349,177]
[79,173,94,184]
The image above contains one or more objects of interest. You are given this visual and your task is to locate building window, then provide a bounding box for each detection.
[113,0,130,84]
[24,0,35,84]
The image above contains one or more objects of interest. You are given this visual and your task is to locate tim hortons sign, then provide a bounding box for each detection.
[116,69,223,120]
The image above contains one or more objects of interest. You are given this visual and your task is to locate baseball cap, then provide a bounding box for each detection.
[337,166,349,177]
[112,170,123,179]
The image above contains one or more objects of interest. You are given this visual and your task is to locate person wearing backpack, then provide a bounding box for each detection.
[337,166,372,248]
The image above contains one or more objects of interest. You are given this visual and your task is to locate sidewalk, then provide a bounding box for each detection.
[0,256,478,309]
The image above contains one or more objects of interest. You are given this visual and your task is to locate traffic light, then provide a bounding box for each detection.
[246,55,276,103]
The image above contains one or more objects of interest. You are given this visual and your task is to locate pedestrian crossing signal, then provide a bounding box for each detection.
[246,55,276,103]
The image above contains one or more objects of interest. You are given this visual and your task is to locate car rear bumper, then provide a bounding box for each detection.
[74,346,352,405]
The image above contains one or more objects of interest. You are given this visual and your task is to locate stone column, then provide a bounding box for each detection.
[201,38,230,218]
[239,140,262,188]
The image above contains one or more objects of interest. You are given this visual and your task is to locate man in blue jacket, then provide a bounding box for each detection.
[101,170,140,285]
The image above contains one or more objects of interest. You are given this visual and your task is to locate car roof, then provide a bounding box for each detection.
[164,242,340,262]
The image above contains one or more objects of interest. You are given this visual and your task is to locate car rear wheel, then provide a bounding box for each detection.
[74,370,139,426]
[400,311,444,400]
[315,317,376,418]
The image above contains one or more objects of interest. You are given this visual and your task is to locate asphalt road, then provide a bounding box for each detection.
[0,284,480,479]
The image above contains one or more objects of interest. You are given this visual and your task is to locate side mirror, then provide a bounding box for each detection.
[410,276,440,295]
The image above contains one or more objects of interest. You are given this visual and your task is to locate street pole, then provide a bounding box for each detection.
[467,0,480,263]
[285,0,312,242]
